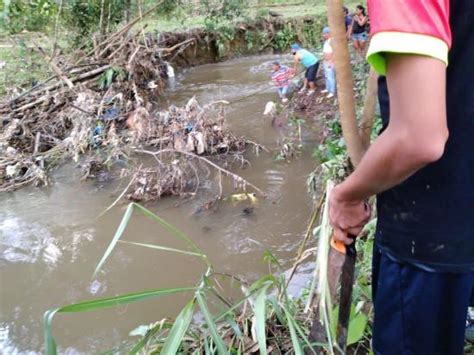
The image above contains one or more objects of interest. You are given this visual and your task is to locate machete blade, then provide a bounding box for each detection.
[336,240,357,354]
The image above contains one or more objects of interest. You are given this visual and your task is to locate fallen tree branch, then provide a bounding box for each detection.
[34,42,74,89]
[12,65,111,112]
[94,1,164,61]
[156,38,196,53]
[135,148,266,197]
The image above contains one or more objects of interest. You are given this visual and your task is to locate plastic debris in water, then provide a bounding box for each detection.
[89,280,102,295]
[263,101,276,116]
[166,63,175,78]
[100,107,120,121]
[225,193,258,204]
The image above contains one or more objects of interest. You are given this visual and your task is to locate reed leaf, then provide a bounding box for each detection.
[93,202,134,278]
[44,286,196,355]
[196,291,228,354]
[254,282,271,355]
[93,203,209,278]
[280,303,316,355]
[161,298,196,355]
[213,288,260,322]
[132,203,208,262]
[283,308,304,355]
[119,240,205,258]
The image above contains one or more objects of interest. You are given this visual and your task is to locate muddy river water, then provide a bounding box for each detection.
[0,55,321,353]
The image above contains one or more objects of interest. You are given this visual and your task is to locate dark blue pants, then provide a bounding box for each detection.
[372,247,474,355]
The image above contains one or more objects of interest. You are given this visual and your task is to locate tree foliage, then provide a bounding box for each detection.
[2,0,58,33]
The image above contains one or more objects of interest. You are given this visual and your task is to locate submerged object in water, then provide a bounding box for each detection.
[225,193,258,204]
[263,101,276,116]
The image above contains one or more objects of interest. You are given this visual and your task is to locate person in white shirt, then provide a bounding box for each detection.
[322,27,336,99]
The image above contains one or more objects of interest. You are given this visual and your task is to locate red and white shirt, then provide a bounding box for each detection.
[367,0,451,75]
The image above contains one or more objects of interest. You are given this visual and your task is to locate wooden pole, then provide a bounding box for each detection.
[327,0,365,167]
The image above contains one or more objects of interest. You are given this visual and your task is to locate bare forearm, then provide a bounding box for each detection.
[293,62,299,73]
[336,55,448,203]
[335,128,435,201]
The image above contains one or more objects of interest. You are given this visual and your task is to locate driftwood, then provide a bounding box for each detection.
[136,148,265,197]
[34,43,74,89]
[0,4,223,193]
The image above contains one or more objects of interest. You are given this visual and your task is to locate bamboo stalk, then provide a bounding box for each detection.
[327,0,365,167]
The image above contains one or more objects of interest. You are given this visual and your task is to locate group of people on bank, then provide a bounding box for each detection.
[270,5,368,103]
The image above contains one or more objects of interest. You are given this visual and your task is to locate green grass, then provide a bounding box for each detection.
[0,31,64,97]
[0,1,364,97]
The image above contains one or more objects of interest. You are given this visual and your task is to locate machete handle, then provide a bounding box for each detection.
[330,237,347,254]
[330,234,357,255]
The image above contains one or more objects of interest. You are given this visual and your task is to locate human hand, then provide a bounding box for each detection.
[329,185,371,245]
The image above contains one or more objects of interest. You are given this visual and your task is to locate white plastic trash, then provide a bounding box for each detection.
[166,63,175,78]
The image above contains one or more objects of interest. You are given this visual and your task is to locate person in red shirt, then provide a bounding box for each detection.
[329,1,474,354]
[270,62,291,103]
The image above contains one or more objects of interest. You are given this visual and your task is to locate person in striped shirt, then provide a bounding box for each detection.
[270,62,291,103]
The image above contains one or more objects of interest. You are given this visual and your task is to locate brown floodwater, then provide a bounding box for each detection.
[0,55,321,353]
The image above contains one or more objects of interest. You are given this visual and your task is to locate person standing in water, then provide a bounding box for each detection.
[270,61,291,104]
[291,44,320,96]
[322,27,336,98]
[347,5,369,56]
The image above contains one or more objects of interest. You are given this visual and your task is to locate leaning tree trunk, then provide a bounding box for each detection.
[307,1,370,353]
[327,0,366,167]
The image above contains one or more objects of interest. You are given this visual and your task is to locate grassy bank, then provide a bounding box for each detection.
[0,1,362,97]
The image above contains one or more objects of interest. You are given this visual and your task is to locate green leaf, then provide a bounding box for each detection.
[161,298,196,355]
[44,286,196,355]
[93,202,134,278]
[267,296,285,325]
[330,305,369,346]
[225,316,243,340]
[283,308,303,355]
[94,203,209,278]
[105,68,114,87]
[347,311,368,345]
[132,203,207,262]
[119,240,205,258]
[281,304,317,355]
[254,283,271,355]
[214,287,260,322]
[196,291,228,354]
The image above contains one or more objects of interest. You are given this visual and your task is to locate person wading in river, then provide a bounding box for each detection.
[291,44,319,96]
[270,61,291,104]
[329,1,474,354]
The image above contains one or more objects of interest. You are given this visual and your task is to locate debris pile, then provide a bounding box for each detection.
[0,17,256,194]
